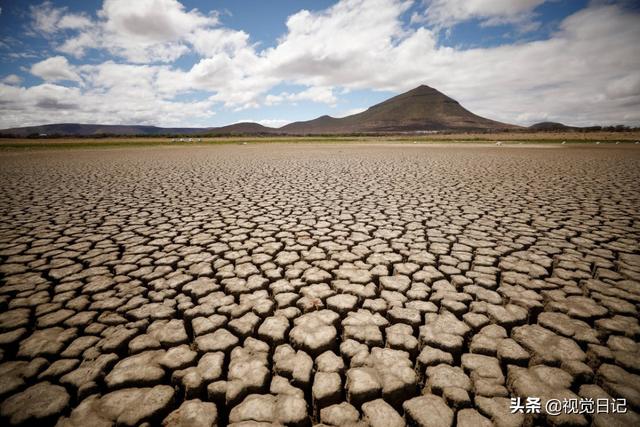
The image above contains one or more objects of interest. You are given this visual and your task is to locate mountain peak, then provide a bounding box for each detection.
[400,84,449,99]
[410,84,437,92]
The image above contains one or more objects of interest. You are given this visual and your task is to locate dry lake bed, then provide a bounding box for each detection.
[0,143,639,426]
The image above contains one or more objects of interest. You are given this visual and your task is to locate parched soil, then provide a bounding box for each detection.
[0,144,639,426]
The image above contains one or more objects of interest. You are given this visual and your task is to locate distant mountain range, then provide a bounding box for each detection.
[0,122,275,137]
[1,85,577,137]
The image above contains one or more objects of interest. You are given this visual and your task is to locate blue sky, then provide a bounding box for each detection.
[0,0,639,129]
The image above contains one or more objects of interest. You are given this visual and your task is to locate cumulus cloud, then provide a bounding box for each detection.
[103,0,214,40]
[30,56,81,82]
[265,0,412,84]
[0,76,215,127]
[187,27,252,58]
[42,0,222,62]
[57,14,93,31]
[96,0,217,62]
[413,0,546,30]
[30,2,92,34]
[58,31,101,58]
[30,2,65,34]
[1,74,23,85]
[265,87,338,106]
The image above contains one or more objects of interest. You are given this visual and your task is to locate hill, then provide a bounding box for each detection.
[202,122,276,135]
[0,123,205,137]
[528,121,576,131]
[281,85,519,134]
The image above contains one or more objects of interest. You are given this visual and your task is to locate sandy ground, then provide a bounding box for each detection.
[0,144,639,426]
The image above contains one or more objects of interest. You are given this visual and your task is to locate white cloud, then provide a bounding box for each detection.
[58,31,101,58]
[1,74,23,85]
[30,56,81,82]
[49,0,222,63]
[266,87,337,106]
[161,50,278,110]
[2,57,215,128]
[0,74,215,128]
[30,2,65,34]
[265,0,412,85]
[1,83,81,113]
[187,28,251,58]
[415,0,546,30]
[98,0,218,62]
[30,2,92,34]
[58,14,93,31]
[100,0,216,42]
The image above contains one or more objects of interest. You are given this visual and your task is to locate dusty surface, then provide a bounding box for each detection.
[0,143,639,426]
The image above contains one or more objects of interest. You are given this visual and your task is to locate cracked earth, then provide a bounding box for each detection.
[0,143,639,427]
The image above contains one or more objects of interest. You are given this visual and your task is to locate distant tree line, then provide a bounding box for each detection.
[0,125,638,139]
